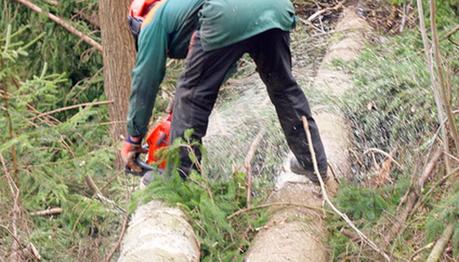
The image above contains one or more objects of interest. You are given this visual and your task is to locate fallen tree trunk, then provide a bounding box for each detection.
[246,7,370,261]
[117,200,200,262]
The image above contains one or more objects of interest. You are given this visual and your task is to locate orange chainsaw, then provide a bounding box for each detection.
[125,109,172,177]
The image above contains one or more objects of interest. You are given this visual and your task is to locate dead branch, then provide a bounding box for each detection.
[417,148,443,192]
[30,100,113,121]
[30,208,63,217]
[85,175,126,214]
[409,242,434,261]
[383,147,442,246]
[227,201,325,220]
[14,0,103,52]
[429,0,459,153]
[420,167,459,204]
[0,225,23,252]
[104,213,129,262]
[0,153,22,262]
[443,24,459,40]
[307,1,343,22]
[399,2,410,33]
[340,229,361,243]
[301,116,391,261]
[426,222,454,262]
[416,0,452,174]
[244,128,265,208]
[363,147,403,170]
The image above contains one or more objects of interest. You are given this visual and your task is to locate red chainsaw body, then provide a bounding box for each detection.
[145,113,172,169]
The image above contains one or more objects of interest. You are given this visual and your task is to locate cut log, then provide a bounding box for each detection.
[117,200,200,262]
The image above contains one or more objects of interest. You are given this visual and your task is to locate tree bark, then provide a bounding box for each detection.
[99,0,136,141]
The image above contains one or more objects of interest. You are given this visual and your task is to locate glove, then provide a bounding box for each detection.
[121,136,147,173]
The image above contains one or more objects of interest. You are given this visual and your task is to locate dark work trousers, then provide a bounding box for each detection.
[170,29,328,182]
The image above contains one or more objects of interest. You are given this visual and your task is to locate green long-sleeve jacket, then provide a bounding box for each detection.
[127,0,296,137]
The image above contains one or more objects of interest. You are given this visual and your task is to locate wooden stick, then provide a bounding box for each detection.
[14,0,103,52]
[227,201,325,220]
[30,100,112,120]
[426,223,454,262]
[301,116,391,261]
[244,129,265,208]
[30,207,63,216]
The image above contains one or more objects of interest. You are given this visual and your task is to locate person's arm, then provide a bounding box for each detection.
[127,23,168,138]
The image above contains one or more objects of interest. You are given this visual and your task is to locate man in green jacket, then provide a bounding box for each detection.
[121,0,336,190]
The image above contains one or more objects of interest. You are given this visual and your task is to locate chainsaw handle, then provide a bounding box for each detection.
[124,153,154,177]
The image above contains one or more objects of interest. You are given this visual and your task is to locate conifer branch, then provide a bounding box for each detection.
[14,0,103,52]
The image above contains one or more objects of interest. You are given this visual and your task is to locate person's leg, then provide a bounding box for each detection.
[170,31,248,177]
[249,29,328,183]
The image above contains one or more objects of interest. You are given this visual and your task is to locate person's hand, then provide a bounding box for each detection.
[121,136,147,173]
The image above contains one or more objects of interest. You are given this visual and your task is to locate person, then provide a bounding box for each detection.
[120,0,338,191]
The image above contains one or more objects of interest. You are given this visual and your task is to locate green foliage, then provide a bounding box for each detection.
[130,137,268,261]
[0,16,125,261]
[334,178,409,223]
[2,0,104,110]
